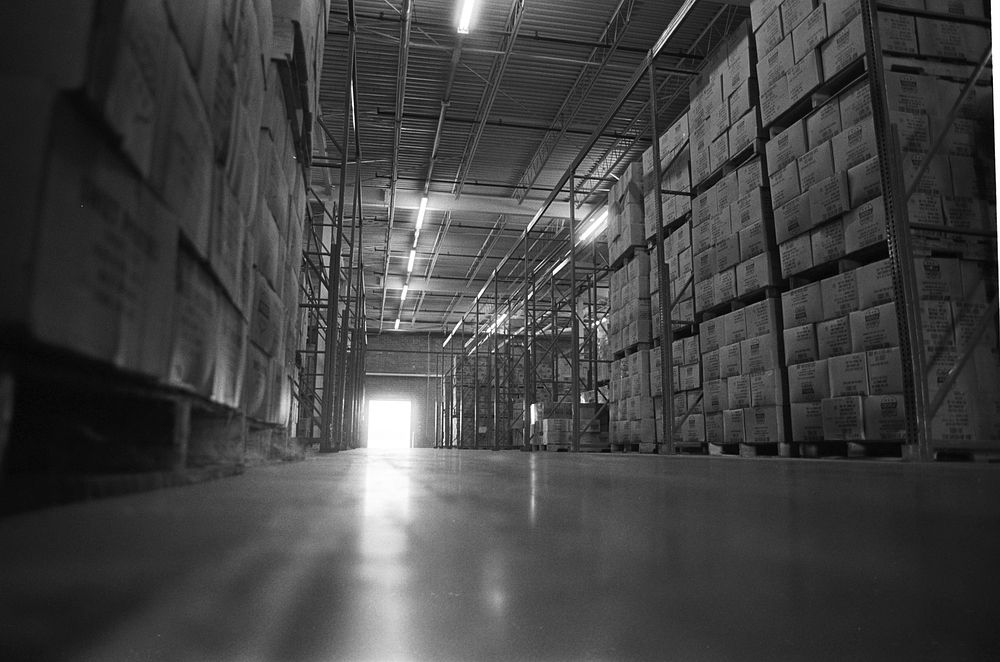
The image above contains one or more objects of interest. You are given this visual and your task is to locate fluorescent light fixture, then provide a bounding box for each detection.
[578,208,609,243]
[457,0,476,33]
[407,249,416,273]
[553,257,569,274]
[401,284,408,301]
[394,318,401,330]
[416,196,428,230]
[413,229,420,246]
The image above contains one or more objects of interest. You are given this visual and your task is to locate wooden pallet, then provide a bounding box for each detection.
[0,343,295,514]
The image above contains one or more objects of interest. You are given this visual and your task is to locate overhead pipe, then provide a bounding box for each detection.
[377,0,413,333]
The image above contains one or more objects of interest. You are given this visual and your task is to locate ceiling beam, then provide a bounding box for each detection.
[330,187,592,219]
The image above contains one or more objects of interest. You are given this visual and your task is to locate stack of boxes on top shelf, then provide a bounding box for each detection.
[689,23,761,186]
[1,0,329,433]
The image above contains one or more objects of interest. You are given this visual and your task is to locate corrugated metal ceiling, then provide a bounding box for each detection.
[319,0,750,334]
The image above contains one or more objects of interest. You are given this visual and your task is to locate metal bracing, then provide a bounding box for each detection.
[377,0,413,333]
[453,0,526,197]
[318,0,359,452]
[512,0,638,203]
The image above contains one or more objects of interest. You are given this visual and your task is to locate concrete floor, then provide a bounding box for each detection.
[0,450,999,661]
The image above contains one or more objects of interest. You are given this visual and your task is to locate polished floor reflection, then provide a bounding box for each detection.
[1,450,999,660]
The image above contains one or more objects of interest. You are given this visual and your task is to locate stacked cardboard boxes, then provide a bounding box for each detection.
[609,350,656,446]
[754,0,865,127]
[772,83,886,278]
[691,157,777,314]
[606,162,646,266]
[0,0,328,431]
[643,114,692,241]
[608,250,653,353]
[703,298,788,446]
[690,22,761,186]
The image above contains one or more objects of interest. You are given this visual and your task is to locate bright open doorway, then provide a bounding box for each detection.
[366,400,412,449]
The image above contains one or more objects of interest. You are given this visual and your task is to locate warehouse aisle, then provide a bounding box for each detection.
[1,451,999,661]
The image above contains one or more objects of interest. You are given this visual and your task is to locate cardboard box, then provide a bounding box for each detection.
[784,323,819,365]
[867,347,904,395]
[1,90,178,379]
[790,401,825,440]
[821,396,865,440]
[710,131,731,173]
[798,141,835,191]
[788,359,831,402]
[806,102,843,149]
[703,348,721,381]
[695,247,718,283]
[924,0,985,18]
[760,74,790,127]
[879,13,918,54]
[791,4,827,63]
[711,204,735,245]
[838,78,872,127]
[770,160,801,209]
[738,157,766,194]
[782,282,824,328]
[739,221,768,261]
[824,0,862,34]
[705,412,726,444]
[809,171,850,225]
[780,0,817,34]
[848,156,882,208]
[829,351,869,397]
[821,270,859,319]
[914,257,963,300]
[756,8,785,56]
[700,317,725,354]
[817,315,853,359]
[684,335,701,365]
[170,250,219,396]
[820,14,864,78]
[741,333,781,373]
[744,405,787,443]
[916,18,990,62]
[720,342,743,378]
[152,40,214,257]
[757,35,795,88]
[730,107,760,156]
[734,187,769,231]
[724,308,748,345]
[730,82,754,126]
[892,111,931,154]
[704,378,729,413]
[863,395,907,441]
[737,252,776,295]
[810,218,846,265]
[751,370,786,406]
[728,374,753,409]
[787,49,823,102]
[779,234,814,278]
[716,235,741,272]
[723,408,746,444]
[920,300,956,354]
[857,258,895,308]
[716,268,738,303]
[844,196,887,253]
[213,297,247,408]
[766,119,808,173]
[884,71,929,116]
[745,298,781,338]
[679,362,701,391]
[850,302,900,353]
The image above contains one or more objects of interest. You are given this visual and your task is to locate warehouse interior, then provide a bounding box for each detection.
[2,0,1000,658]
